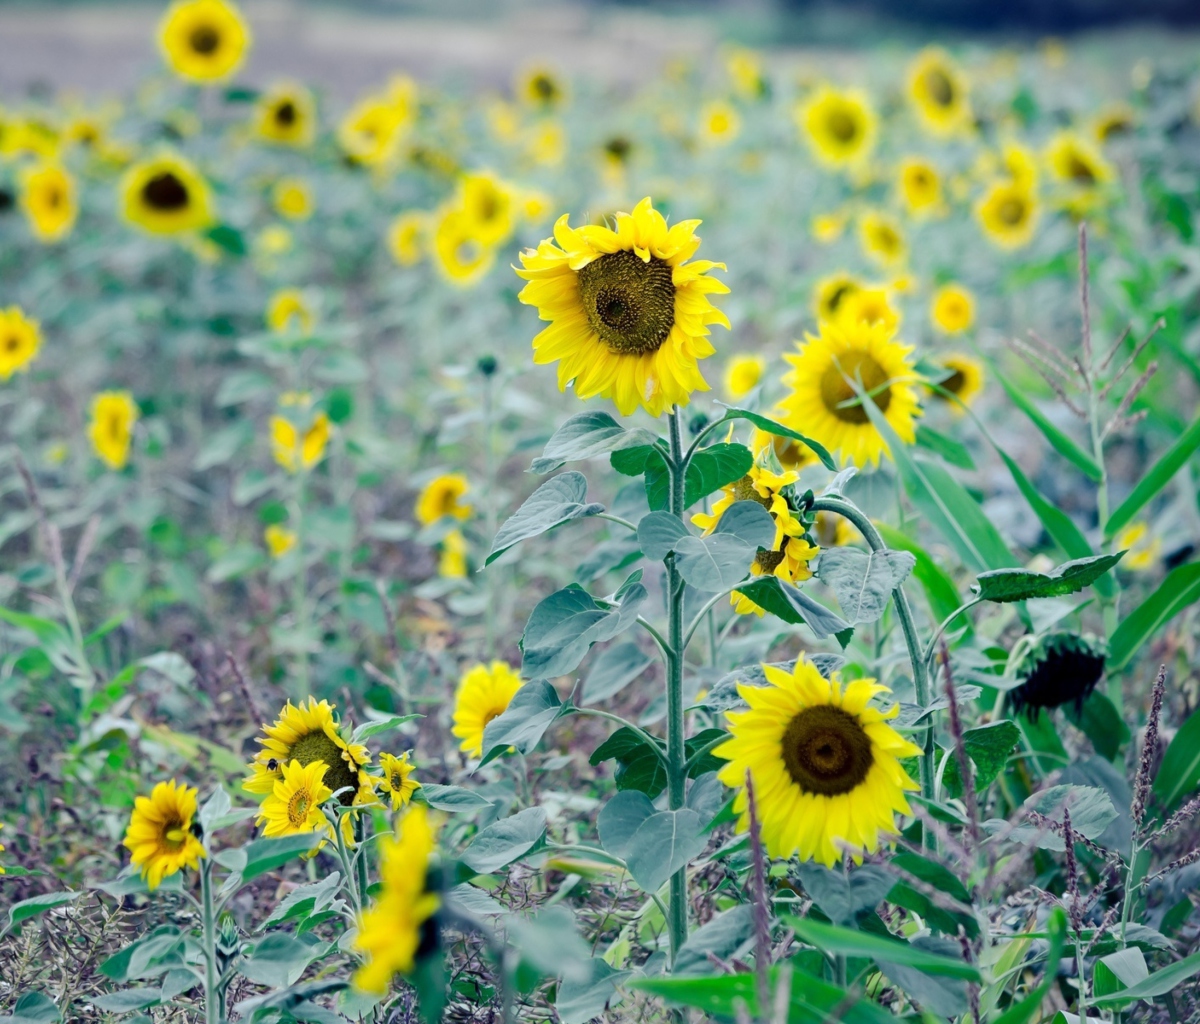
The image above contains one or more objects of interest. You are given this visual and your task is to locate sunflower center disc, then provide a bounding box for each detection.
[755,546,786,573]
[160,819,186,852]
[389,772,402,791]
[998,196,1026,226]
[189,25,221,55]
[827,110,858,144]
[578,249,676,356]
[924,69,955,108]
[782,705,874,796]
[820,349,891,424]
[289,732,358,804]
[1067,155,1096,185]
[941,368,966,394]
[5,336,19,352]
[288,791,310,826]
[276,101,297,126]
[142,173,190,211]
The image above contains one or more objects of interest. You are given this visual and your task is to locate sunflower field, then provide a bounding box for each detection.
[3,2,1200,1022]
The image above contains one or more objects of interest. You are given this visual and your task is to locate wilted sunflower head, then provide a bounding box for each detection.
[1010,632,1106,718]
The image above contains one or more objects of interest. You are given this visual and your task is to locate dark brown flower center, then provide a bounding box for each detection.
[389,771,403,790]
[5,335,19,352]
[189,24,221,55]
[532,75,557,101]
[823,283,857,319]
[997,195,1026,226]
[287,789,311,825]
[1066,153,1096,185]
[756,547,786,573]
[941,368,966,394]
[820,350,891,424]
[826,109,858,144]
[923,68,955,108]
[275,101,297,127]
[578,249,676,356]
[782,705,874,795]
[160,818,187,852]
[142,172,190,211]
[605,136,631,162]
[289,731,358,804]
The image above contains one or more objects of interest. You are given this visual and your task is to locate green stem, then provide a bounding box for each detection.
[354,814,370,910]
[290,473,311,701]
[200,859,222,1024]
[597,512,638,532]
[483,370,498,659]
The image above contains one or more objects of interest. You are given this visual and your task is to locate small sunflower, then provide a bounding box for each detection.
[1000,142,1039,189]
[699,101,741,147]
[388,211,427,267]
[123,780,207,890]
[244,697,371,803]
[724,355,765,400]
[859,212,907,268]
[354,805,441,992]
[838,287,900,333]
[158,0,250,83]
[266,288,313,334]
[930,284,975,334]
[813,272,862,323]
[1010,633,1106,719]
[752,427,819,473]
[524,118,567,168]
[1046,131,1114,190]
[1093,103,1135,143]
[338,84,414,167]
[515,197,730,418]
[270,410,330,473]
[714,658,922,866]
[727,48,767,100]
[88,391,139,470]
[256,81,316,147]
[977,181,1038,250]
[780,317,921,469]
[1113,522,1160,571]
[432,207,494,287]
[456,171,516,247]
[452,661,523,760]
[20,163,76,243]
[438,529,468,579]
[272,178,313,221]
[929,354,984,409]
[811,212,848,243]
[415,474,472,525]
[257,760,334,838]
[120,153,213,236]
[799,86,876,168]
[0,307,41,381]
[378,752,421,811]
[518,65,567,111]
[897,158,942,216]
[264,524,297,559]
[907,48,970,135]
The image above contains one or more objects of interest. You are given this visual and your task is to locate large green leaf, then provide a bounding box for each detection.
[5,891,80,931]
[486,472,605,564]
[992,366,1103,482]
[786,917,981,980]
[711,407,836,469]
[479,680,568,765]
[623,809,707,892]
[530,411,660,474]
[874,523,965,628]
[520,582,646,680]
[816,548,915,625]
[1105,412,1200,540]
[1090,949,1200,1007]
[973,553,1124,603]
[643,442,753,511]
[1108,563,1200,671]
[734,576,850,638]
[915,424,975,469]
[1152,705,1200,810]
[942,720,1021,797]
[460,807,547,874]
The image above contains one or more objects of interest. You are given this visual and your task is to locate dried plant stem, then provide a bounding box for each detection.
[746,770,772,1020]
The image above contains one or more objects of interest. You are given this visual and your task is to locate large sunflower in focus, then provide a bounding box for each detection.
[780,317,920,468]
[907,48,970,135]
[256,81,316,147]
[714,658,921,866]
[159,0,250,83]
[121,153,213,235]
[515,197,729,418]
[798,87,876,168]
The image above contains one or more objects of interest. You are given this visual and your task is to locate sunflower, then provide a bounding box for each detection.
[272,178,313,221]
[976,181,1038,250]
[244,697,371,803]
[158,0,250,83]
[415,473,472,525]
[813,273,862,323]
[714,658,921,865]
[812,510,857,548]
[699,101,741,147]
[20,163,76,243]
[1093,103,1135,143]
[452,661,523,759]
[354,805,441,992]
[779,317,920,469]
[929,354,984,410]
[270,411,330,474]
[378,752,421,811]
[1045,131,1113,190]
[999,142,1039,189]
[798,86,876,168]
[88,391,139,470]
[264,524,297,559]
[518,65,567,111]
[256,81,316,147]
[724,355,765,400]
[897,158,942,216]
[525,119,567,168]
[120,153,213,236]
[930,284,975,334]
[457,171,516,247]
[257,760,333,838]
[266,288,313,334]
[1113,522,1160,571]
[810,212,847,243]
[515,197,730,418]
[727,48,767,100]
[338,87,413,167]
[438,529,468,578]
[388,211,426,267]
[859,212,906,268]
[838,287,900,333]
[907,48,970,135]
[1010,633,1106,719]
[752,428,819,473]
[432,207,494,286]
[0,307,41,381]
[123,780,207,890]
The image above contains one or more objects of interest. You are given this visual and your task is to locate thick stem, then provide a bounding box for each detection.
[483,370,498,659]
[200,859,222,1024]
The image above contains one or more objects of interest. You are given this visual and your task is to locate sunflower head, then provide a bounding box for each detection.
[378,752,421,811]
[264,524,297,559]
[519,66,567,110]
[1046,131,1113,189]
[438,528,469,579]
[908,48,970,135]
[432,207,494,287]
[338,89,412,166]
[1010,633,1106,719]
[1093,103,1135,143]
[388,211,427,267]
[121,153,213,236]
[415,473,472,526]
[159,0,250,83]
[929,354,984,410]
[838,287,900,333]
[898,158,941,215]
[452,661,524,760]
[977,181,1039,250]
[123,779,207,890]
[930,284,975,335]
[724,355,765,400]
[272,178,313,221]
[257,760,334,838]
[1113,521,1161,571]
[859,212,907,268]
[266,288,313,334]
[88,391,139,470]
[0,306,41,381]
[813,272,862,323]
[700,101,741,146]
[799,86,876,168]
[270,409,330,473]
[257,81,316,147]
[20,163,76,243]
[456,171,516,247]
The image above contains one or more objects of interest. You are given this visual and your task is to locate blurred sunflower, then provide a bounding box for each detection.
[264,524,297,559]
[1045,131,1113,190]
[518,65,567,111]
[88,391,139,470]
[272,178,313,221]
[120,153,212,235]
[0,307,41,381]
[457,171,515,247]
[515,197,729,418]
[244,697,370,802]
[699,101,741,147]
[1093,103,1135,143]
[813,272,862,323]
[266,288,313,334]
[859,212,907,267]
[438,529,468,578]
[907,48,970,135]
[977,181,1038,249]
[727,47,767,99]
[270,410,330,473]
[378,752,420,811]
[257,760,333,838]
[724,355,765,399]
[930,284,975,334]
[0,824,5,875]
[780,317,920,468]
[20,163,76,243]
[452,661,523,759]
[123,780,206,890]
[839,286,900,333]
[158,0,250,83]
[1000,141,1039,189]
[929,354,984,409]
[752,428,820,473]
[714,658,921,865]
[810,212,847,243]
[799,86,876,168]
[256,81,316,147]
[432,207,494,286]
[897,158,942,217]
[525,119,567,167]
[416,474,472,525]
[1113,522,1160,571]
[338,84,414,167]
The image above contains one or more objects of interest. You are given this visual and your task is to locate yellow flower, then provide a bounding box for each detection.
[120,152,213,236]
[0,307,42,381]
[452,661,523,759]
[977,181,1039,250]
[388,211,427,267]
[20,163,76,243]
[272,178,313,221]
[1113,522,1161,572]
[432,207,495,287]
[256,225,292,257]
[724,355,765,400]
[416,474,472,525]
[838,287,900,333]
[699,101,741,147]
[266,288,313,334]
[515,197,730,418]
[525,119,567,167]
[244,697,371,800]
[931,284,975,334]
[1000,142,1039,189]
[257,760,334,838]
[929,354,984,409]
[859,212,906,268]
[457,171,516,248]
[378,752,421,811]
[520,189,552,224]
[354,805,441,991]
[897,158,942,217]
[439,529,468,578]
[256,81,316,147]
[811,212,847,243]
[714,657,921,866]
[1045,131,1114,190]
[1093,103,1136,143]
[264,524,297,559]
[487,99,521,143]
[726,48,766,99]
[123,780,206,890]
[518,65,567,111]
[907,48,971,136]
[779,317,921,469]
[813,273,862,323]
[270,411,330,473]
[338,81,415,167]
[798,86,876,168]
[158,0,250,83]
[88,391,139,470]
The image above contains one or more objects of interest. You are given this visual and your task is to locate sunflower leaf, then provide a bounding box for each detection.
[942,720,1021,797]
[461,807,548,874]
[624,809,707,892]
[478,680,568,766]
[712,406,837,470]
[519,582,647,680]
[973,553,1124,603]
[530,411,660,474]
[816,547,915,625]
[486,472,605,565]
[733,576,850,638]
[674,535,754,592]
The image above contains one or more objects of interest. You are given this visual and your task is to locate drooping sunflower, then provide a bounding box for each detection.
[1112,522,1160,571]
[244,697,371,803]
[699,101,741,147]
[120,153,213,236]
[779,317,921,468]
[257,760,334,838]
[929,354,984,410]
[838,287,900,333]
[88,391,139,470]
[432,207,494,286]
[724,355,765,400]
[907,48,971,136]
[438,529,468,579]
[515,197,730,418]
[272,178,313,221]
[354,805,441,992]
[976,181,1039,250]
[1010,633,1106,719]
[388,211,427,267]
[714,658,921,866]
[518,65,567,111]
[1045,131,1113,190]
[415,473,472,525]
[270,411,330,473]
[266,288,313,334]
[798,86,876,168]
[930,284,975,334]
[20,163,76,243]
[158,0,250,83]
[813,272,862,323]
[0,307,41,381]
[123,780,207,890]
[264,524,297,559]
[452,661,523,760]
[378,752,421,811]
[897,158,942,217]
[859,212,907,268]
[256,81,316,147]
